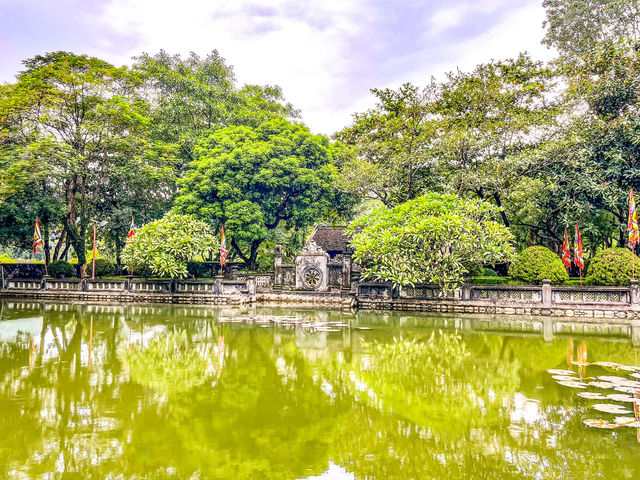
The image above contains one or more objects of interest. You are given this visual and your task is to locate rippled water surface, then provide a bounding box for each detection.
[1,301,640,479]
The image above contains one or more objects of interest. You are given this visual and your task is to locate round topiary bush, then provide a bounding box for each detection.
[585,248,640,286]
[93,258,117,278]
[509,246,569,285]
[48,260,75,279]
[483,268,498,277]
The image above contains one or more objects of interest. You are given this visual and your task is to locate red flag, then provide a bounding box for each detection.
[574,225,584,271]
[561,227,571,270]
[629,189,639,246]
[219,225,227,266]
[127,217,135,242]
[33,219,43,254]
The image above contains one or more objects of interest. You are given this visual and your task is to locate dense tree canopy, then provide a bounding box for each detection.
[174,118,353,269]
[336,83,439,207]
[134,50,298,166]
[347,193,514,291]
[122,212,218,278]
[0,51,176,266]
[542,0,640,60]
[3,6,640,279]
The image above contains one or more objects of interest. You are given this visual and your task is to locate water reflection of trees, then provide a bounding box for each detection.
[1,302,640,478]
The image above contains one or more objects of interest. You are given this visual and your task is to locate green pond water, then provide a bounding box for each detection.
[1,301,640,479]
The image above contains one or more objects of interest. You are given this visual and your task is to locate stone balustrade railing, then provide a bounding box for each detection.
[358,279,640,308]
[2,276,257,298]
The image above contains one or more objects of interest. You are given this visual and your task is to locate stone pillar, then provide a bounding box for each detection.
[542,279,552,306]
[631,280,640,307]
[342,254,352,290]
[462,282,472,301]
[125,275,134,292]
[543,317,554,342]
[274,245,283,288]
[246,277,257,302]
[631,319,640,346]
[41,275,50,290]
[215,276,223,295]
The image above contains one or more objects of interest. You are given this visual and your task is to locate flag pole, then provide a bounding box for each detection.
[92,223,97,280]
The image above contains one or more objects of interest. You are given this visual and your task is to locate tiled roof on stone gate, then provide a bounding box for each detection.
[308,225,350,253]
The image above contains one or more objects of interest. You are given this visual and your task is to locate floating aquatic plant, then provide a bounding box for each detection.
[592,404,632,415]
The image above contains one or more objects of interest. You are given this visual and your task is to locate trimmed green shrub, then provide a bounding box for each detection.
[93,259,117,278]
[463,263,484,277]
[48,260,75,279]
[563,278,583,286]
[585,248,640,286]
[469,276,510,285]
[483,268,498,276]
[509,246,569,285]
[187,262,217,278]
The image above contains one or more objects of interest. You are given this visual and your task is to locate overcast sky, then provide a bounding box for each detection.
[0,0,555,134]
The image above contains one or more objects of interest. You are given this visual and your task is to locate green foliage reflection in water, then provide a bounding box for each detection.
[321,332,519,438]
[125,330,211,395]
[2,303,640,479]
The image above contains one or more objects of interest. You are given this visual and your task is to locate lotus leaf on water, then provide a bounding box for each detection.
[592,404,632,414]
[583,419,618,429]
[598,376,638,385]
[577,392,607,400]
[606,394,636,403]
[614,385,640,394]
[588,381,616,389]
[557,381,587,389]
[594,362,623,369]
[619,365,640,373]
[613,416,638,425]
[547,369,575,375]
[552,375,577,381]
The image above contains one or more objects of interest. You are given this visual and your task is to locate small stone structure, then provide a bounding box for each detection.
[276,225,354,292]
[295,240,329,291]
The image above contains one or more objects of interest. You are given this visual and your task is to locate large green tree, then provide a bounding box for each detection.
[521,40,640,252]
[542,0,640,61]
[0,52,176,266]
[134,50,298,166]
[174,118,352,269]
[347,193,514,291]
[336,83,440,207]
[434,54,559,229]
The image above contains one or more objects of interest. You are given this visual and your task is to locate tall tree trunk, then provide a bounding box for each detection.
[65,219,87,269]
[248,240,262,271]
[114,236,123,268]
[52,228,67,262]
[43,222,50,265]
[493,192,510,228]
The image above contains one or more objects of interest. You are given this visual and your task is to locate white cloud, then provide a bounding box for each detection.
[383,1,556,91]
[99,0,372,134]
[1,0,554,135]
